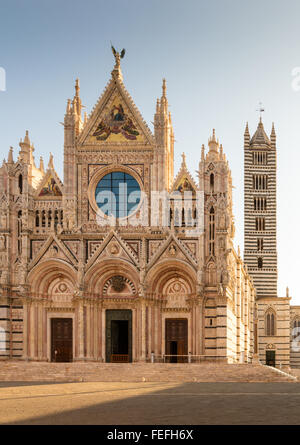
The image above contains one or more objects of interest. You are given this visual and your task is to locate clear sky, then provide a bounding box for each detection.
[0,0,299,303]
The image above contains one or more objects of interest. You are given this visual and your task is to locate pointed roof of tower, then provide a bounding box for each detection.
[250,118,271,146]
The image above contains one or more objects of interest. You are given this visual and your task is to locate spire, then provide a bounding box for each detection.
[244,122,250,136]
[160,78,168,113]
[208,129,219,152]
[72,78,82,117]
[201,144,205,161]
[24,130,30,145]
[250,118,271,146]
[181,152,187,168]
[19,130,31,163]
[162,78,167,98]
[66,98,71,114]
[220,143,224,159]
[8,147,13,164]
[39,156,44,173]
[286,286,289,298]
[270,122,276,143]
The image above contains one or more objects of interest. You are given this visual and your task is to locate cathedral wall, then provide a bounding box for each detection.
[290,306,300,368]
[257,297,290,368]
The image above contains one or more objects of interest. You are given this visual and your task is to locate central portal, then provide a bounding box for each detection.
[106,310,132,362]
[165,318,188,363]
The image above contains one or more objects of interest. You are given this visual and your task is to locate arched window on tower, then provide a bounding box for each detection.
[18,174,23,194]
[265,309,276,336]
[210,173,214,193]
[258,257,263,269]
[209,207,215,255]
[35,210,39,227]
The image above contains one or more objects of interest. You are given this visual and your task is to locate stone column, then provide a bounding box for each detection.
[38,303,43,360]
[141,301,146,361]
[22,300,28,360]
[29,303,36,360]
[77,302,84,360]
[86,303,91,359]
[94,303,98,360]
[101,308,105,362]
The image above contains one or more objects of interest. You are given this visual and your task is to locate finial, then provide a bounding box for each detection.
[84,111,88,125]
[286,286,289,298]
[39,156,44,173]
[271,122,276,137]
[244,122,250,135]
[220,143,223,158]
[162,78,167,98]
[181,152,186,167]
[256,102,265,122]
[201,144,205,160]
[212,129,216,142]
[156,98,160,113]
[75,78,80,96]
[48,153,54,169]
[111,45,125,80]
[24,130,30,145]
[66,99,71,114]
[8,146,13,164]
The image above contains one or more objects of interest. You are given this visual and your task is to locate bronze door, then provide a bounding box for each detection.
[51,318,73,362]
[165,319,188,363]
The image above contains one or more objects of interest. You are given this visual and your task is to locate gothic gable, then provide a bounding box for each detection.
[147,233,197,271]
[35,168,63,199]
[78,77,155,148]
[28,235,77,271]
[85,230,140,271]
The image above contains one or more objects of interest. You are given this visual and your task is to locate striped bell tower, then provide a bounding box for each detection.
[244,118,278,299]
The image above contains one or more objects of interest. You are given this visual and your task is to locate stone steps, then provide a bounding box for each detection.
[0,361,296,382]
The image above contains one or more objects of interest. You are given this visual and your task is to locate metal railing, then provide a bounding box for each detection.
[149,353,236,364]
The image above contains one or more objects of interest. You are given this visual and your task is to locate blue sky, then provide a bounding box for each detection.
[0,0,299,302]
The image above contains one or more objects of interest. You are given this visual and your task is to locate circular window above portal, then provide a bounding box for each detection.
[94,171,141,218]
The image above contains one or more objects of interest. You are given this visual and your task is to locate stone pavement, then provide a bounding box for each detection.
[1,381,300,425]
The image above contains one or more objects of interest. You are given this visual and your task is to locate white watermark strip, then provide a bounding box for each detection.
[0,67,6,92]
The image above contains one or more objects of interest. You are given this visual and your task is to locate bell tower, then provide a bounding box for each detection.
[244,119,278,298]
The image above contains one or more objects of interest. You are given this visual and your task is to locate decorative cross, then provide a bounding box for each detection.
[256,102,265,119]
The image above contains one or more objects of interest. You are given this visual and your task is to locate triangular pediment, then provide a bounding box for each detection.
[78,77,155,148]
[28,235,77,271]
[147,233,197,271]
[85,230,140,271]
[35,168,63,199]
[172,158,198,195]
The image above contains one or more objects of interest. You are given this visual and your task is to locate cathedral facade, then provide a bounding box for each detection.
[0,54,255,364]
[0,52,295,368]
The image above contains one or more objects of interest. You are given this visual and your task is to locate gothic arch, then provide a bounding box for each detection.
[27,259,77,297]
[265,307,276,336]
[84,259,139,296]
[146,259,196,296]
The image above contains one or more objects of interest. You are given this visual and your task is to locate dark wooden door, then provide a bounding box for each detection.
[165,319,188,363]
[266,350,276,367]
[51,318,73,362]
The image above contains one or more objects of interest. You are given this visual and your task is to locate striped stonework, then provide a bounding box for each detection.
[244,119,277,299]
[244,120,291,368]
